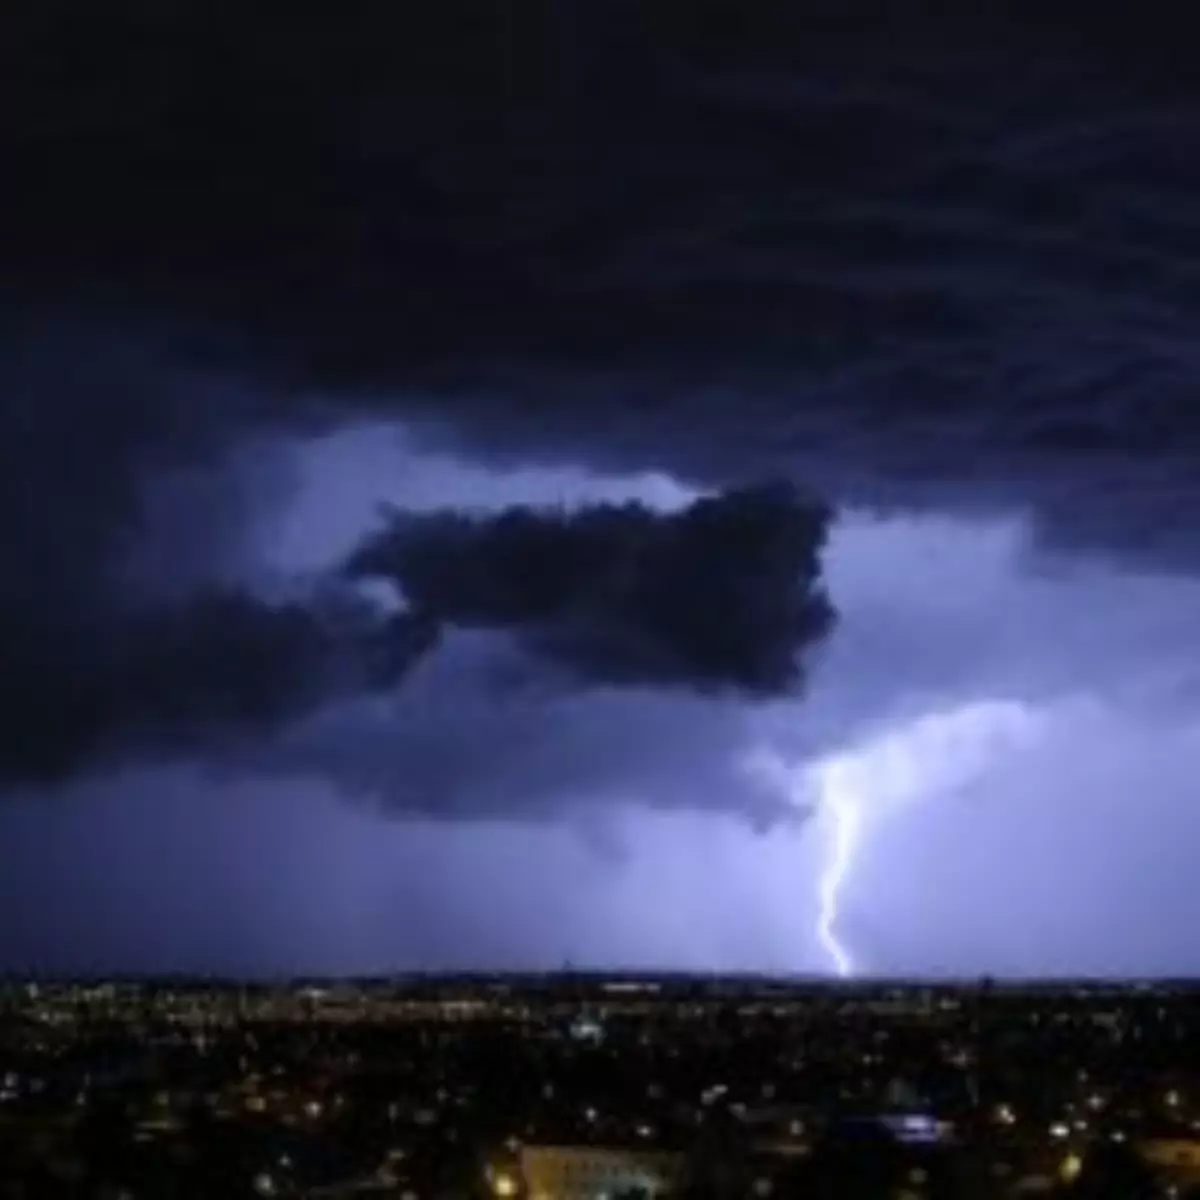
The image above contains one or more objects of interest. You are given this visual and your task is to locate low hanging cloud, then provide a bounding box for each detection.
[218,631,806,828]
[1,589,439,786]
[345,480,834,694]
[0,481,835,791]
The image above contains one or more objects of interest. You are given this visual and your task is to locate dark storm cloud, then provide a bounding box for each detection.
[346,482,833,693]
[0,335,406,783]
[6,0,1200,567]
[5,0,1200,792]
[0,423,833,787]
[0,314,834,801]
[1,587,438,785]
[221,632,804,827]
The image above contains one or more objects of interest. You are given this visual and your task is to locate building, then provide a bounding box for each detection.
[1138,1135,1200,1189]
[519,1144,686,1200]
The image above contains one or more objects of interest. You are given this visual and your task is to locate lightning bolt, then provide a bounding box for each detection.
[743,698,1043,983]
[815,769,859,978]
[741,745,863,978]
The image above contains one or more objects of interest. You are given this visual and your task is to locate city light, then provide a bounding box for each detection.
[0,974,1195,1195]
[1059,1152,1083,1184]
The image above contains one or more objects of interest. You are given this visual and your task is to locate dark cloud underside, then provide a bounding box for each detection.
[0,484,832,789]
[347,482,833,693]
[4,2,1200,559]
[3,0,1200,802]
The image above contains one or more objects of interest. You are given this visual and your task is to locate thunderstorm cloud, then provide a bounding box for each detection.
[5,0,1200,972]
[344,481,833,694]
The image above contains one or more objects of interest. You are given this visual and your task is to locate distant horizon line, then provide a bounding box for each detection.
[1,969,1194,989]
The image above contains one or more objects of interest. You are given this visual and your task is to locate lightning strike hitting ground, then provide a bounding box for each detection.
[814,769,859,978]
[743,697,1042,980]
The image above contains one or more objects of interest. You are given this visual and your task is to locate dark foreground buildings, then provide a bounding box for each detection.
[0,976,1196,1198]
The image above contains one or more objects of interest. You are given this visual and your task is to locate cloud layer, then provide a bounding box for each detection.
[347,481,833,693]
[5,1,1200,569]
[0,465,834,790]
[4,1,1200,820]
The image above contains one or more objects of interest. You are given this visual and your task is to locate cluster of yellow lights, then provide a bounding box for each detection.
[1059,1152,1083,1184]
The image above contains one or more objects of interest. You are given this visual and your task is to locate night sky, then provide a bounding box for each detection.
[3,2,1200,977]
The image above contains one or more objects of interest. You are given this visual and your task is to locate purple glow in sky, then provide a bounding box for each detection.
[10,6,1200,987]
[5,421,1200,977]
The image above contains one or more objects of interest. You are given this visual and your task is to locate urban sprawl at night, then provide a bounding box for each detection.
[1,975,1197,1198]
